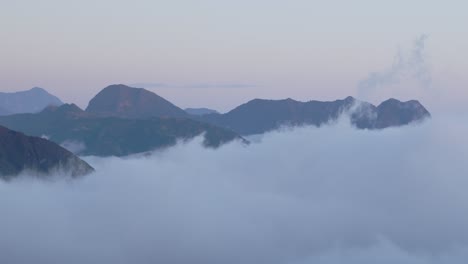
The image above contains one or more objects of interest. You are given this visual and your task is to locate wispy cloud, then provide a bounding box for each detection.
[357,34,432,100]
[129,82,258,89]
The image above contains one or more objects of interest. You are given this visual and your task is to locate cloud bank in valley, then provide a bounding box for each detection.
[1,117,468,264]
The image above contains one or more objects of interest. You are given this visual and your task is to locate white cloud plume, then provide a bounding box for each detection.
[358,35,432,100]
[1,117,468,264]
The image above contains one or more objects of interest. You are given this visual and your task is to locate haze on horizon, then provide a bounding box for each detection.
[1,0,467,113]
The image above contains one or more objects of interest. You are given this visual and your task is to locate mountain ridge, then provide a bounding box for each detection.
[0,104,246,157]
[0,84,430,158]
[197,96,431,135]
[0,125,94,179]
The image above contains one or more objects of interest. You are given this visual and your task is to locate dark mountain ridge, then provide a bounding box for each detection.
[197,96,431,135]
[83,84,431,136]
[0,126,94,180]
[0,104,245,157]
[372,98,430,129]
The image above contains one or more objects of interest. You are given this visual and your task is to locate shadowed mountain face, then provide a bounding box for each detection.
[185,108,219,116]
[0,126,94,180]
[0,104,245,157]
[197,97,431,135]
[373,99,431,128]
[86,84,188,119]
[0,87,63,115]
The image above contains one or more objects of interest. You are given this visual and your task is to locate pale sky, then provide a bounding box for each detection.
[1,0,467,113]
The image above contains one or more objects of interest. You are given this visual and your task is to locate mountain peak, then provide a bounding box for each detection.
[29,87,47,92]
[86,85,188,119]
[0,87,63,114]
[103,84,144,91]
[60,103,83,112]
[378,98,402,105]
[378,98,428,111]
[374,98,431,128]
[41,103,84,116]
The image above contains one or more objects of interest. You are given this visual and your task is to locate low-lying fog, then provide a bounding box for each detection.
[1,116,468,264]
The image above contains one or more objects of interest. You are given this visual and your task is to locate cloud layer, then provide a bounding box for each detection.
[1,117,468,264]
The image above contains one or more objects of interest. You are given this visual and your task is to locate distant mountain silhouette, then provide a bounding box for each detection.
[185,108,220,116]
[0,125,94,180]
[86,84,188,118]
[0,104,245,157]
[197,96,430,135]
[0,87,63,115]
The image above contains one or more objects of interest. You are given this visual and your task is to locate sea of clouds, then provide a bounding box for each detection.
[1,115,468,264]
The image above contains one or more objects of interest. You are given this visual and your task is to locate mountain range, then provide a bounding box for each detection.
[0,87,63,115]
[0,102,244,157]
[0,125,94,180]
[195,96,430,135]
[83,85,430,136]
[0,84,431,177]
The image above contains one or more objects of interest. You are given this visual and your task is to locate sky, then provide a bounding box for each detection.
[2,117,468,263]
[0,0,467,112]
